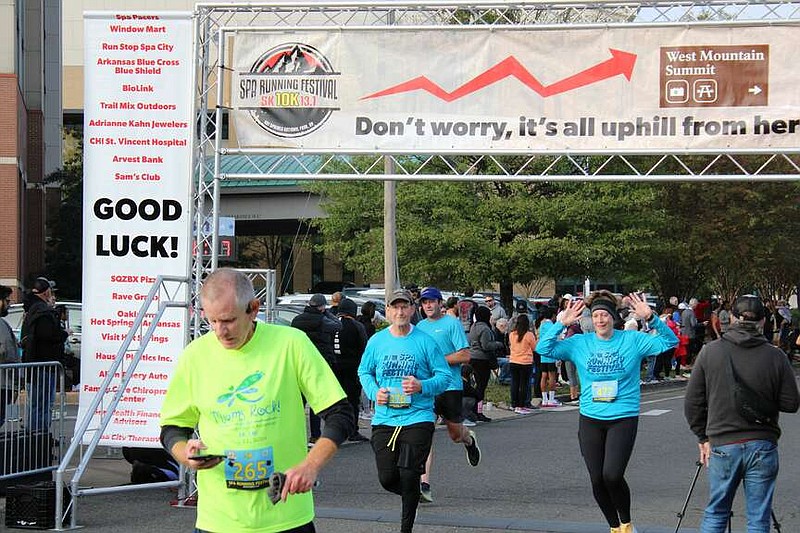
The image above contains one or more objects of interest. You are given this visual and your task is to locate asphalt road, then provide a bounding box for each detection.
[311,385,800,533]
[2,382,799,532]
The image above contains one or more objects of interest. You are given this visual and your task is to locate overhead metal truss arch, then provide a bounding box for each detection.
[192,0,800,315]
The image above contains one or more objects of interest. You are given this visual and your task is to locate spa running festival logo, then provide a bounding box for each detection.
[248,43,339,138]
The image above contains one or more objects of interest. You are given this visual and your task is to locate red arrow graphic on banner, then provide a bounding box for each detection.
[360,49,636,101]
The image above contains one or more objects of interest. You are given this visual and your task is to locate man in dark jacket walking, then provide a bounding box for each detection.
[333,298,368,441]
[291,293,342,443]
[291,294,341,365]
[685,295,799,533]
[1,285,21,428]
[21,277,67,434]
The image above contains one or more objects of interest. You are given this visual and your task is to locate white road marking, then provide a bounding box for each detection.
[641,394,685,405]
[542,405,579,412]
[640,409,671,416]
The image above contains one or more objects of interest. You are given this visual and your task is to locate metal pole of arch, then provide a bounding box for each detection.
[383,9,398,305]
[384,156,398,304]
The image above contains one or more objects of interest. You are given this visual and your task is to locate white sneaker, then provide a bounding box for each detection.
[462,418,477,427]
[420,482,433,503]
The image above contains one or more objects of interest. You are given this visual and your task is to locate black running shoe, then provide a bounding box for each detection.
[465,430,480,467]
[476,413,492,423]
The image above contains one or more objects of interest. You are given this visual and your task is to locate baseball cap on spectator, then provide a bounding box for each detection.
[678,303,687,310]
[308,293,327,307]
[419,287,443,301]
[732,295,765,321]
[563,293,573,301]
[338,298,357,317]
[389,290,413,305]
[32,277,56,294]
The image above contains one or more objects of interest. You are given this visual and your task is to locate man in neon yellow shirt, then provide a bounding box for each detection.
[160,269,353,533]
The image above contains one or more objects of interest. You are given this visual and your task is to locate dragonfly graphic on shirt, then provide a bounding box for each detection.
[217,371,265,407]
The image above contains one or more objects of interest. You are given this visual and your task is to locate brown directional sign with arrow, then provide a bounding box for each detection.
[660,44,769,108]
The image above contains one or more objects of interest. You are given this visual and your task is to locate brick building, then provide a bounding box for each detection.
[0,1,62,296]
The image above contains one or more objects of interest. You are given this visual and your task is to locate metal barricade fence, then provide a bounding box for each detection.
[1,361,66,484]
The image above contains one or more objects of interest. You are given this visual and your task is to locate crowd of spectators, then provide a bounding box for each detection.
[451,291,799,415]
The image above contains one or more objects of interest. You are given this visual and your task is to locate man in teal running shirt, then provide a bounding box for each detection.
[358,289,451,533]
[416,286,481,504]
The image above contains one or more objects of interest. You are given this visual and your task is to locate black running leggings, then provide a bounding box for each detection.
[578,414,639,528]
[469,359,492,404]
[371,422,435,533]
[509,363,532,408]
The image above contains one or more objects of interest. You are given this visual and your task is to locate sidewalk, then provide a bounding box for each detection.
[492,373,688,412]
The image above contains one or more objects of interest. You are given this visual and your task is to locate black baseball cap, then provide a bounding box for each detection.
[338,298,357,317]
[732,295,765,321]
[32,277,56,294]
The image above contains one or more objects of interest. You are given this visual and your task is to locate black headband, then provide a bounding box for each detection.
[590,299,620,321]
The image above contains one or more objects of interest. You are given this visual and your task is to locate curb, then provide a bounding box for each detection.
[488,378,688,418]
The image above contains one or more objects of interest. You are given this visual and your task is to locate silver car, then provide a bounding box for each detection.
[2,301,82,359]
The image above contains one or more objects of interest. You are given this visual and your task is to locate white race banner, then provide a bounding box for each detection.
[81,12,193,447]
[231,25,799,152]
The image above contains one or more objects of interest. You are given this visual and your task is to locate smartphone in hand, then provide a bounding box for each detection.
[188,454,225,461]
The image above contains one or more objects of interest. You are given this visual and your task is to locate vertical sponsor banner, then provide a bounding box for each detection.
[81,12,193,446]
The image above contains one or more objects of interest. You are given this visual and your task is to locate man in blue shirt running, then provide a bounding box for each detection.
[358,290,452,533]
[416,286,481,504]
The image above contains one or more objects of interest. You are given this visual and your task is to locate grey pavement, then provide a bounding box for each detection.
[2,378,791,532]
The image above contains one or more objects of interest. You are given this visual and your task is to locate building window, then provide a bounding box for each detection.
[63,113,84,137]
[342,267,355,284]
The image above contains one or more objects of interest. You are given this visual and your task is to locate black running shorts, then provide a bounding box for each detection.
[539,362,557,372]
[371,422,435,473]
[433,390,464,423]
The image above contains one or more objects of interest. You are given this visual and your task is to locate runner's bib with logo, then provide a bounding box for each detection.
[223,446,274,490]
[591,380,618,402]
